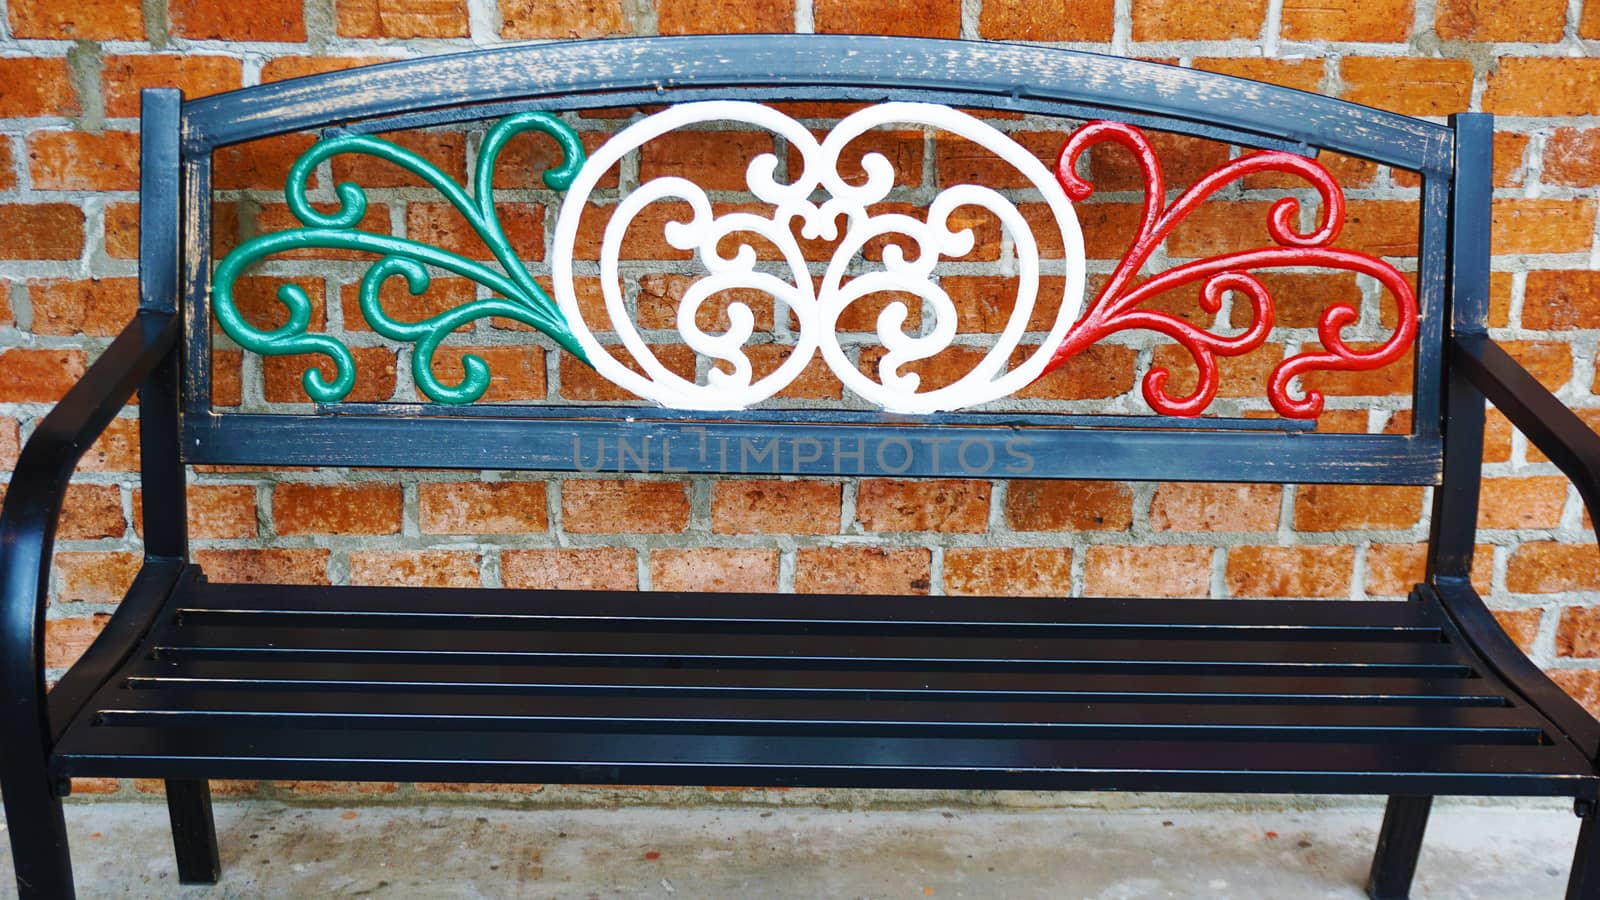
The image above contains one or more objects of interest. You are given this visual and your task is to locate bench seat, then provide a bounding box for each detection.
[51,569,1598,799]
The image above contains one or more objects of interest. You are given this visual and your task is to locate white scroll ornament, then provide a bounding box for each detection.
[549,101,1088,414]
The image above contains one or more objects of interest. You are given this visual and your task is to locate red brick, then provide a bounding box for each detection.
[219,276,326,335]
[273,483,402,536]
[1150,342,1284,402]
[251,202,389,262]
[1499,340,1572,392]
[650,548,778,592]
[55,552,141,603]
[1478,476,1568,530]
[0,419,16,471]
[1149,483,1281,532]
[1089,131,1231,193]
[1133,0,1267,39]
[45,615,109,669]
[979,0,1114,40]
[1494,608,1542,655]
[1005,480,1133,532]
[104,203,140,259]
[1524,271,1600,330]
[1365,542,1492,596]
[349,550,480,588]
[331,132,467,188]
[658,0,793,32]
[193,549,331,585]
[419,481,548,534]
[1585,2,1600,38]
[28,279,139,337]
[856,479,990,533]
[1341,58,1472,117]
[213,349,243,407]
[1557,607,1600,657]
[1282,0,1412,41]
[342,277,477,332]
[1083,545,1212,598]
[0,58,80,117]
[0,141,12,193]
[1436,0,1565,41]
[1507,542,1600,593]
[0,205,84,260]
[171,0,306,40]
[427,347,546,402]
[186,484,258,539]
[933,131,1053,190]
[943,275,1066,333]
[562,480,690,533]
[815,0,959,36]
[795,546,931,595]
[407,201,543,261]
[71,778,122,795]
[636,274,776,333]
[559,345,696,402]
[1485,59,1600,116]
[8,0,144,39]
[213,134,318,191]
[75,418,140,473]
[1191,58,1324,93]
[102,56,243,117]
[0,348,87,402]
[944,547,1072,597]
[499,0,629,38]
[501,548,637,590]
[1226,545,1354,598]
[57,485,125,540]
[1543,129,1600,187]
[639,130,779,191]
[1492,200,1597,256]
[263,347,397,404]
[1293,484,1425,531]
[1016,344,1137,401]
[28,131,139,191]
[711,480,841,534]
[337,0,468,37]
[1550,670,1600,718]
[260,56,395,83]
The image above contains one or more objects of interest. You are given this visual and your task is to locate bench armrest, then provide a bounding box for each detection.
[1,311,179,765]
[1452,334,1600,550]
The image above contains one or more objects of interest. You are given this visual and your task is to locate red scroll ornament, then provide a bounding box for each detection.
[1035,122,1418,419]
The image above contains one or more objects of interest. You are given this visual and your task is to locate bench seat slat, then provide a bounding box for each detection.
[51,574,1597,799]
[150,625,1474,670]
[92,688,1544,743]
[53,727,1594,796]
[120,664,1510,705]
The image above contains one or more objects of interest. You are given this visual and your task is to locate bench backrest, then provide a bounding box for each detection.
[146,35,1484,486]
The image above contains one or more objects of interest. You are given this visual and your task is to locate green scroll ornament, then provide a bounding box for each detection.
[212,112,590,405]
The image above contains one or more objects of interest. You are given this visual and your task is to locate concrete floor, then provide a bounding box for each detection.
[0,799,1585,899]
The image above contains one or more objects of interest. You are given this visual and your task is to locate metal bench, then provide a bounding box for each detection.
[5,34,1600,899]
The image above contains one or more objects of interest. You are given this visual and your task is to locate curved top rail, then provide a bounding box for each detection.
[181,35,1452,173]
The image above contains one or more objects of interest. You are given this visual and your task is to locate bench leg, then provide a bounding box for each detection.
[0,768,75,899]
[164,779,220,884]
[1569,808,1600,900]
[1366,795,1431,899]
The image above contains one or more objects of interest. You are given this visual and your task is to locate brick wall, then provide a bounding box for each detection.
[8,0,1600,802]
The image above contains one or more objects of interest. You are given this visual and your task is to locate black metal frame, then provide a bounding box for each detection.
[3,36,1598,900]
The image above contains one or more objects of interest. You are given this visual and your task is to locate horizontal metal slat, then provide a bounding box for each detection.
[90,687,1547,744]
[153,625,1474,669]
[119,666,1508,706]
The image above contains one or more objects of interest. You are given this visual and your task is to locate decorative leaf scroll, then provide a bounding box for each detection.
[211,112,590,404]
[1040,120,1419,419]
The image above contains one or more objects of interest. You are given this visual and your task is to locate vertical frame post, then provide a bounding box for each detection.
[138,88,187,560]
[1426,112,1493,582]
